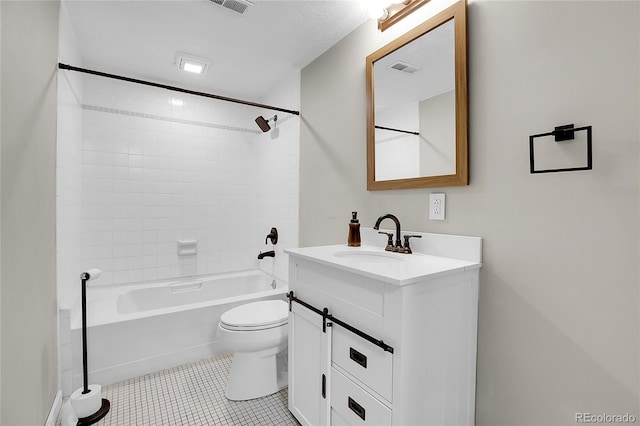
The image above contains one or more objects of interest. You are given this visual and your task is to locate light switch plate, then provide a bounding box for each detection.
[429,193,445,220]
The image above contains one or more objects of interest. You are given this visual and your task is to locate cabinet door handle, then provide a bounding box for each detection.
[321,374,326,399]
[350,347,368,368]
[348,397,366,421]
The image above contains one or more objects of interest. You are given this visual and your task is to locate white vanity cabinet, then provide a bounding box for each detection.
[286,231,482,426]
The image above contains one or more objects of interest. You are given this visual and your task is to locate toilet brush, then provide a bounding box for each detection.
[70,269,110,425]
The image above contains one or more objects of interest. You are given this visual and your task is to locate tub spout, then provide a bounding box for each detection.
[258,250,275,260]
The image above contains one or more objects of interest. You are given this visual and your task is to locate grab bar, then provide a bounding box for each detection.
[170,281,203,293]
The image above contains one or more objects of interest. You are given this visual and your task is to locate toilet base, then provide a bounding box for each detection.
[225,349,288,401]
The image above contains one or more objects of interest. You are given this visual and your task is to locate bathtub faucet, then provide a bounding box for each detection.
[258,250,275,260]
[265,227,278,245]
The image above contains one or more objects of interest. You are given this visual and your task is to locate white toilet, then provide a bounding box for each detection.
[217,299,289,401]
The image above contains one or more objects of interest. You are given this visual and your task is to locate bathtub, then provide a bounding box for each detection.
[67,269,288,391]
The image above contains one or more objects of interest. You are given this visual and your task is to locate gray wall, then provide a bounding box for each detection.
[300,1,639,424]
[1,1,60,424]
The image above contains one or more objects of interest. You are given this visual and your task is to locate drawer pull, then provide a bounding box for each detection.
[349,347,368,369]
[322,374,326,399]
[348,397,366,421]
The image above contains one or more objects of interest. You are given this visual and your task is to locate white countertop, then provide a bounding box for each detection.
[285,244,481,286]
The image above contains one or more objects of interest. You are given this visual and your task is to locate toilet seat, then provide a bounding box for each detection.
[220,300,288,331]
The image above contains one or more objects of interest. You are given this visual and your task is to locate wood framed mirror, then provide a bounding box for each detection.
[366,1,468,190]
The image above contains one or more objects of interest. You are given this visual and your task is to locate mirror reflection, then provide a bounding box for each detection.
[374,19,455,181]
[366,1,467,190]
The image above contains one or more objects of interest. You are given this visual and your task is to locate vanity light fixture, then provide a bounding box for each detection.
[368,0,394,20]
[174,52,211,75]
[373,0,431,31]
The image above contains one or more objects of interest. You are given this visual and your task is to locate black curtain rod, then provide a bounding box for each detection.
[375,125,419,136]
[58,63,300,116]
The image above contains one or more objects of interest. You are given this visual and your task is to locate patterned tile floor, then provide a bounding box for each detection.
[59,353,300,426]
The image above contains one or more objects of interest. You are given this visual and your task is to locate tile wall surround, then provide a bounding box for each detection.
[256,72,300,283]
[72,73,300,288]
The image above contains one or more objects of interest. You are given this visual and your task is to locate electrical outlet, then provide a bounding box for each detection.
[429,193,445,220]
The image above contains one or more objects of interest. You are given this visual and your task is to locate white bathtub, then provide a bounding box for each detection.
[67,270,288,391]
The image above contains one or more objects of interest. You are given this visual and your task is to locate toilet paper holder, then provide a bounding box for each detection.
[72,270,110,425]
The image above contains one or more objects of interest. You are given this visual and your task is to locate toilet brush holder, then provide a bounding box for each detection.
[71,269,110,425]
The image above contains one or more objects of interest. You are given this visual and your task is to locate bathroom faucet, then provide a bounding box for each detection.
[258,250,275,260]
[373,214,402,251]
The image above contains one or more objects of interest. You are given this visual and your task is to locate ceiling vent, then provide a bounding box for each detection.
[389,60,421,74]
[208,0,254,15]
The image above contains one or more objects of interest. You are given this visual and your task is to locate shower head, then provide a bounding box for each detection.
[255,115,277,132]
[255,116,270,132]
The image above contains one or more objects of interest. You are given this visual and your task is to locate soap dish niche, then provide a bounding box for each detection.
[178,240,197,256]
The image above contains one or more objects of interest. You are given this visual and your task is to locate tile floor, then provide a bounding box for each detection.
[59,353,300,426]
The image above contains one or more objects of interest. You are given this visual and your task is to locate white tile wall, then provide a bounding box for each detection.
[74,74,299,286]
[257,71,301,282]
[58,309,73,395]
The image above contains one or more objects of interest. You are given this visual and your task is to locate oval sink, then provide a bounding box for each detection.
[333,250,405,263]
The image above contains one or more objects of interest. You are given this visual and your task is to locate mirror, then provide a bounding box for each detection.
[366,1,468,190]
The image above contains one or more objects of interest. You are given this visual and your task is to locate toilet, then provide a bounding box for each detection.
[217,299,289,401]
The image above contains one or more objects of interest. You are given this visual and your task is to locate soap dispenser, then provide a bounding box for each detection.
[348,212,361,247]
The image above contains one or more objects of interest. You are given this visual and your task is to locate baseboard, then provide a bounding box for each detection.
[45,389,63,426]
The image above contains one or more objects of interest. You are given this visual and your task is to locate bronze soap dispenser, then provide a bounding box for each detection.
[348,212,361,247]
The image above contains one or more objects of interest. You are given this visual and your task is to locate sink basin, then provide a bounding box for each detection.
[332,250,405,264]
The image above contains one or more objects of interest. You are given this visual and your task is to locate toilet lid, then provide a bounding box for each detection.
[220,300,288,330]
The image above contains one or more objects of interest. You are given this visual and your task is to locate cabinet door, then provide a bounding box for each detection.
[288,303,331,426]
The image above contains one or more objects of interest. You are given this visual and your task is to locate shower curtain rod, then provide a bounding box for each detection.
[58,63,300,116]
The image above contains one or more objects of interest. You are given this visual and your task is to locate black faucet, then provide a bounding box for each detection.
[258,250,275,260]
[265,227,278,245]
[373,214,402,251]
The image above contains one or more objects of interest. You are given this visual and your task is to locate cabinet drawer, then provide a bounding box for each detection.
[331,325,393,402]
[331,367,391,426]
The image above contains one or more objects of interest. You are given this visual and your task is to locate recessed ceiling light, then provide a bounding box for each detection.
[171,98,184,107]
[175,52,211,75]
[182,62,204,74]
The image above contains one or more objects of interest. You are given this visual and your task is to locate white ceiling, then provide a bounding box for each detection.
[63,0,369,102]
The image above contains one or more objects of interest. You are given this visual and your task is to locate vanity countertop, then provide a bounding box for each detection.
[285,244,481,286]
